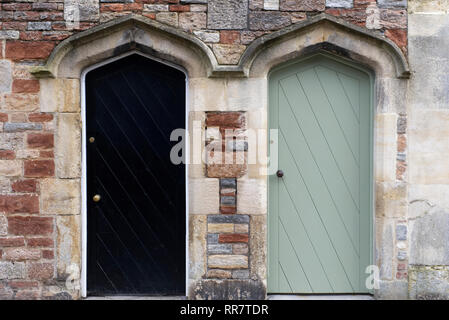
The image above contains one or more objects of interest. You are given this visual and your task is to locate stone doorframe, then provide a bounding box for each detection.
[31,13,410,299]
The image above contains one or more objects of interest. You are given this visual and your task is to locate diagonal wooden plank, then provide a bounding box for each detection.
[337,72,360,120]
[278,130,355,292]
[279,181,333,292]
[279,88,360,254]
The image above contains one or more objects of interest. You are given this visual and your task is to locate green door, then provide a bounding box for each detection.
[268,54,373,294]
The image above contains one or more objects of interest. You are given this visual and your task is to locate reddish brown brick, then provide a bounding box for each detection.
[8,216,53,236]
[100,3,124,12]
[220,31,240,44]
[5,41,55,61]
[8,281,39,290]
[2,3,32,11]
[29,112,52,121]
[19,31,43,41]
[385,28,407,52]
[3,247,41,261]
[12,79,40,93]
[14,290,40,300]
[220,206,236,214]
[397,134,406,153]
[0,195,39,214]
[27,133,54,149]
[11,179,37,193]
[39,150,54,158]
[27,262,54,280]
[218,233,249,243]
[2,22,27,31]
[123,3,144,11]
[26,237,53,247]
[0,113,8,122]
[206,112,246,128]
[24,160,54,177]
[170,4,190,11]
[42,249,54,259]
[0,150,15,160]
[0,237,25,247]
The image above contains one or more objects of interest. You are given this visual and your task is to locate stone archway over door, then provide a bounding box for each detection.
[268,54,373,294]
[85,54,186,295]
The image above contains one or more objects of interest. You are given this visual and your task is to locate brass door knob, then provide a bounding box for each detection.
[93,194,101,202]
[276,170,284,178]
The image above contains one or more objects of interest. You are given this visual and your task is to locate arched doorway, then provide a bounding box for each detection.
[268,54,373,294]
[85,54,186,295]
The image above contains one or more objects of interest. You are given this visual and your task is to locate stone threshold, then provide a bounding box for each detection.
[84,295,188,300]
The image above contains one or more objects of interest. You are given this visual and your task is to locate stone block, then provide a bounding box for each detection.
[375,280,408,299]
[409,0,449,13]
[208,244,232,254]
[189,215,207,280]
[250,215,266,280]
[27,22,52,31]
[207,214,250,224]
[212,44,246,65]
[249,12,291,31]
[396,224,407,241]
[2,93,39,112]
[280,0,325,11]
[409,208,449,265]
[208,255,248,269]
[156,12,178,27]
[0,61,12,94]
[0,262,25,280]
[39,79,80,113]
[375,182,407,219]
[189,279,266,299]
[232,270,250,279]
[208,223,234,233]
[3,123,42,132]
[207,269,232,278]
[41,179,80,215]
[56,215,80,278]
[375,113,397,182]
[189,178,219,214]
[326,0,353,8]
[0,160,22,177]
[264,0,279,10]
[208,0,248,30]
[179,13,207,32]
[0,133,24,150]
[237,179,267,215]
[193,30,220,43]
[378,0,407,7]
[56,113,81,178]
[0,213,7,236]
[64,0,99,22]
[409,265,449,300]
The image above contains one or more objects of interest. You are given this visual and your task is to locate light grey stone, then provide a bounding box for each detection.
[397,116,406,134]
[377,0,407,8]
[208,0,248,30]
[220,178,236,189]
[410,209,449,265]
[379,223,394,280]
[0,60,12,94]
[249,11,291,31]
[396,153,406,161]
[207,214,249,224]
[0,30,20,40]
[193,30,220,43]
[409,265,449,300]
[397,250,407,261]
[64,0,99,22]
[396,224,407,240]
[0,213,7,236]
[226,140,248,151]
[0,133,24,150]
[264,0,279,10]
[27,22,52,31]
[208,244,232,254]
[220,196,236,206]
[376,280,408,299]
[232,270,250,279]
[143,4,169,12]
[181,0,207,3]
[207,233,219,244]
[155,12,178,27]
[326,0,353,8]
[0,262,25,280]
[100,0,133,2]
[3,123,42,132]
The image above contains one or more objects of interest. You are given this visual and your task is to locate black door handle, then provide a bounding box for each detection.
[276,170,284,178]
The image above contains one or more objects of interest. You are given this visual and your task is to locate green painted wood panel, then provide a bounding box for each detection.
[268,54,373,294]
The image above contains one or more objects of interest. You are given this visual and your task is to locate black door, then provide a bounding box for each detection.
[86,54,186,295]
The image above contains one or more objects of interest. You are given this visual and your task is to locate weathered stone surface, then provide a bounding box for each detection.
[409,265,449,300]
[280,0,326,11]
[208,244,232,254]
[249,12,291,31]
[376,182,407,218]
[189,215,207,280]
[0,214,7,236]
[179,13,207,31]
[375,113,397,182]
[233,243,248,255]
[143,4,169,12]
[27,22,52,31]
[208,255,248,269]
[155,12,178,27]
[56,113,81,178]
[208,0,248,30]
[0,61,12,94]
[207,269,231,278]
[237,179,266,215]
[396,224,407,241]
[409,0,449,13]
[326,0,353,8]
[189,178,219,214]
[208,214,250,224]
[1,93,39,112]
[41,179,80,215]
[250,215,266,280]
[190,4,208,12]
[264,0,280,10]
[27,262,54,280]
[0,160,22,177]
[409,208,449,265]
[234,223,249,233]
[64,0,99,22]
[207,233,219,244]
[0,262,25,280]
[39,79,80,113]
[379,9,407,29]
[0,133,24,150]
[212,44,246,65]
[181,0,208,3]
[3,123,42,132]
[208,223,234,233]
[189,279,266,299]
[375,280,408,299]
[0,31,20,40]
[3,248,41,261]
[193,30,220,43]
[378,0,407,8]
[232,269,250,279]
[56,215,80,279]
